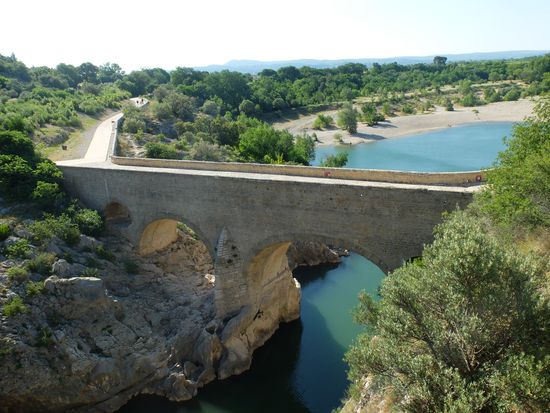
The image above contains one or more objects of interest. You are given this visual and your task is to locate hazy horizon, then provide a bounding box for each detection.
[2,0,549,72]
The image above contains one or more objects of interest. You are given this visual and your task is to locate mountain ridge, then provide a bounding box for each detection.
[195,50,548,73]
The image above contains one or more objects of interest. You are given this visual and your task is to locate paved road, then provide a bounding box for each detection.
[64,98,147,164]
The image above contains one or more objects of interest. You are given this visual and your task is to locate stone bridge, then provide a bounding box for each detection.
[58,158,478,317]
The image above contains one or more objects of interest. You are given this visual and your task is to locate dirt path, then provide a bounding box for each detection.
[49,110,116,162]
[54,98,147,164]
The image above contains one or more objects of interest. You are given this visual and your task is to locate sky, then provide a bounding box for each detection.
[1,0,549,71]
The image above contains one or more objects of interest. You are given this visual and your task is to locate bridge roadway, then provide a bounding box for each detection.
[58,157,478,316]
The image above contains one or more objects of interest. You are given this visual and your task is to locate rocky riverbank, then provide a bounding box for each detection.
[0,210,340,412]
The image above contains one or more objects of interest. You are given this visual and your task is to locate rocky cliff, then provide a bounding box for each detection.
[0,218,337,412]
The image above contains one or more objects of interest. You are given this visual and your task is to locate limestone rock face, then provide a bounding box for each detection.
[0,229,338,412]
[287,241,344,269]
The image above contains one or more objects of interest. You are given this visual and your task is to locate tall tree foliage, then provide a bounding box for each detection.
[479,99,550,227]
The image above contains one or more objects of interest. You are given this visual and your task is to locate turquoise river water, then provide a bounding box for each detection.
[313,122,513,171]
[118,122,514,413]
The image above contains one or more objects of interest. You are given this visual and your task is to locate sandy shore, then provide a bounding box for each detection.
[274,99,535,145]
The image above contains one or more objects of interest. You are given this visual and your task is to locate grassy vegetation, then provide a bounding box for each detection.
[2,296,27,317]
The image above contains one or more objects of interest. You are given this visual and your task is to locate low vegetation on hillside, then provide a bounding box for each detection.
[345,100,550,413]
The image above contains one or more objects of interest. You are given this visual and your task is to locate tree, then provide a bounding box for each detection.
[337,103,359,133]
[346,211,550,413]
[238,124,314,165]
[144,142,179,159]
[97,63,124,83]
[77,62,99,83]
[201,100,220,116]
[478,99,550,227]
[0,130,36,162]
[312,114,333,130]
[239,99,256,116]
[56,63,81,88]
[320,153,348,167]
[433,56,448,66]
[361,103,385,126]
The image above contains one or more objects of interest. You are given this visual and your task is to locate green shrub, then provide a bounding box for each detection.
[7,266,29,283]
[31,181,65,210]
[35,327,54,347]
[312,114,334,130]
[95,245,115,262]
[73,208,103,236]
[445,98,454,111]
[503,87,521,101]
[401,104,415,114]
[320,153,349,168]
[0,223,10,241]
[5,239,31,259]
[26,281,45,296]
[144,142,179,159]
[123,259,139,275]
[81,267,99,277]
[461,92,481,107]
[3,296,27,317]
[26,253,55,275]
[29,214,80,246]
[346,212,550,412]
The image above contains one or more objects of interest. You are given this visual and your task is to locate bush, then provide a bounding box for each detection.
[401,104,416,114]
[478,99,550,227]
[144,142,179,159]
[445,98,454,111]
[461,92,481,107]
[0,223,10,241]
[346,212,550,412]
[123,259,139,275]
[5,239,31,259]
[26,281,45,296]
[2,296,27,317]
[81,267,99,277]
[73,208,103,236]
[503,87,521,101]
[35,327,54,347]
[320,153,349,168]
[312,114,334,130]
[95,245,115,262]
[31,181,65,210]
[123,117,146,134]
[7,266,29,283]
[29,214,80,246]
[26,252,55,275]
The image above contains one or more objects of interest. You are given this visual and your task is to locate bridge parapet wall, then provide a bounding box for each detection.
[110,156,485,186]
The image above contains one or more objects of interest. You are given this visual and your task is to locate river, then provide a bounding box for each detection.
[313,122,513,171]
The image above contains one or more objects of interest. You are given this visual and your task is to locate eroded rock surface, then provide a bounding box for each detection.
[1,223,335,412]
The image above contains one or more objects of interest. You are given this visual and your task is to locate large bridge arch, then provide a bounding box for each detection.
[136,215,213,258]
[244,232,389,277]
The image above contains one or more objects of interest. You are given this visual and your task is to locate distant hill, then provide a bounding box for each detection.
[195,50,548,73]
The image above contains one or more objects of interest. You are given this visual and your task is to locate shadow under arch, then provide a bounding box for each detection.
[104,201,132,226]
[137,215,213,258]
